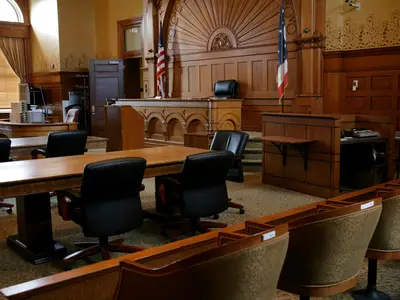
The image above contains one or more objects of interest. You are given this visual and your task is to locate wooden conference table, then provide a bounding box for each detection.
[0,146,210,264]
[9,136,108,159]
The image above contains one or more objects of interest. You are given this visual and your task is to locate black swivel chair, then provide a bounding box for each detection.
[56,158,147,265]
[0,134,13,213]
[210,130,249,215]
[162,151,234,236]
[31,130,88,159]
[213,80,239,99]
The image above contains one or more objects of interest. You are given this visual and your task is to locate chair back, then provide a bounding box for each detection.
[65,108,80,123]
[279,199,382,290]
[368,192,400,252]
[210,130,249,183]
[179,151,234,218]
[80,158,146,237]
[210,130,249,156]
[213,80,239,99]
[114,229,289,300]
[0,135,11,162]
[46,131,87,158]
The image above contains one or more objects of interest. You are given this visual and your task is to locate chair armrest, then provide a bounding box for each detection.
[164,176,181,186]
[31,148,47,159]
[56,189,81,221]
[56,189,82,202]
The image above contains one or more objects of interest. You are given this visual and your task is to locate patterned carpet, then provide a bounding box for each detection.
[0,174,399,300]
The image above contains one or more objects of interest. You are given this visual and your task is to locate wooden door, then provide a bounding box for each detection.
[89,59,124,137]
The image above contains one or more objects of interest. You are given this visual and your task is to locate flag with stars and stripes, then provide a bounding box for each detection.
[157,21,166,98]
[277,0,288,104]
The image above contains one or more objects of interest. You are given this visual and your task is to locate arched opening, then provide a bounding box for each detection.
[218,119,236,130]
[167,118,184,142]
[0,0,24,23]
[148,118,164,139]
[187,119,206,133]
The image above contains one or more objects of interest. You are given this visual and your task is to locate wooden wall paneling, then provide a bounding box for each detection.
[324,47,400,120]
[158,0,309,132]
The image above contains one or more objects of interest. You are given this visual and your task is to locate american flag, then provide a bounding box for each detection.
[157,21,166,98]
[277,0,288,104]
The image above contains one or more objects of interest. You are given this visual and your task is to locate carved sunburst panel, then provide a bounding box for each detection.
[166,0,297,55]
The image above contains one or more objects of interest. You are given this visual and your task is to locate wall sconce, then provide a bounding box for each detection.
[345,0,361,11]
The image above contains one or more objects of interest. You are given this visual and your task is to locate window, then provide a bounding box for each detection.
[0,49,20,108]
[0,0,24,23]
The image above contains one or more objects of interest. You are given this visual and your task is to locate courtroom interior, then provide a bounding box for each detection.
[1,0,400,300]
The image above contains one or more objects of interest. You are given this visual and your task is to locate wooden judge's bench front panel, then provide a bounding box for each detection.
[114,99,242,147]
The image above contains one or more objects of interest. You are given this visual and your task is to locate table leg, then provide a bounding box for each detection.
[142,176,181,223]
[7,193,67,264]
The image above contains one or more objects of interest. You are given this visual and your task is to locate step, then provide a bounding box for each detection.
[243,159,262,172]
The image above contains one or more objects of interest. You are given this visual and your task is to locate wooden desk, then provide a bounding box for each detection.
[0,146,210,264]
[261,113,397,198]
[0,121,78,138]
[10,136,108,159]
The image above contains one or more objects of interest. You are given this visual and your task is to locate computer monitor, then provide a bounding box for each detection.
[28,85,45,106]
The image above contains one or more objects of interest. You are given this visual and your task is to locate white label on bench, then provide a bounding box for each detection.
[361,201,374,210]
[263,231,276,241]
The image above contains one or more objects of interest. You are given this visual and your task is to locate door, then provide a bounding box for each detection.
[89,59,124,137]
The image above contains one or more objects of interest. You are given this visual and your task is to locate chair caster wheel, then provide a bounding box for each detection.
[239,208,245,214]
[213,214,219,220]
[6,208,12,214]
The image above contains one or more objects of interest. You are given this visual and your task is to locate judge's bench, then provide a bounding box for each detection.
[105,80,243,149]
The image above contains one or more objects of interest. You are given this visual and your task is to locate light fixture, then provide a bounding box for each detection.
[345,0,361,11]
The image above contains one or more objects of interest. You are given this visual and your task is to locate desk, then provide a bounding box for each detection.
[0,121,77,138]
[260,136,314,170]
[10,136,108,159]
[262,113,397,198]
[0,146,210,264]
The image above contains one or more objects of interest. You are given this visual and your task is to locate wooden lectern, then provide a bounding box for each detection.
[105,106,145,151]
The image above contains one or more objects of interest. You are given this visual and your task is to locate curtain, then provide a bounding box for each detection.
[0,37,27,83]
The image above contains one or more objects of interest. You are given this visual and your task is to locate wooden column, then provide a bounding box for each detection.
[143,0,158,98]
[293,0,326,114]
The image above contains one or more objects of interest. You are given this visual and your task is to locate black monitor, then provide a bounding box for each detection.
[28,85,45,106]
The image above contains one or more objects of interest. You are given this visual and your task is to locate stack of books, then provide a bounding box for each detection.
[10,101,28,123]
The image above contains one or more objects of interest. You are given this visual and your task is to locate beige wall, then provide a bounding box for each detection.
[58,0,96,71]
[0,50,20,108]
[94,0,144,58]
[326,0,400,51]
[30,0,60,72]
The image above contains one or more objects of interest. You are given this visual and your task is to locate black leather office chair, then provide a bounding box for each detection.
[57,158,147,265]
[213,80,239,99]
[210,130,249,215]
[31,130,88,159]
[0,134,13,213]
[162,151,234,236]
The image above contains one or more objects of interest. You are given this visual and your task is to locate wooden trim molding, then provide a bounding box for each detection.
[117,16,143,59]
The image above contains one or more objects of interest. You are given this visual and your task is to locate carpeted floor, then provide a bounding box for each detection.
[0,174,399,300]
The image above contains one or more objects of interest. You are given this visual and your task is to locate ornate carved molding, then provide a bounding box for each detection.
[166,0,298,55]
[211,33,233,51]
[326,9,400,51]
